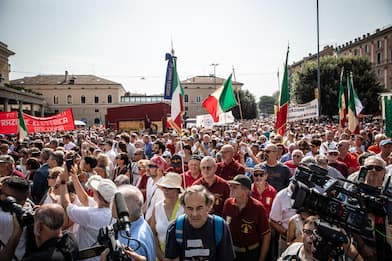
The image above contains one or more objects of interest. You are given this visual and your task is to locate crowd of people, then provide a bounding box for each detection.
[0,118,391,261]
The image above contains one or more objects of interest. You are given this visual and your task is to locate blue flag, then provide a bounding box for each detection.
[164,53,175,99]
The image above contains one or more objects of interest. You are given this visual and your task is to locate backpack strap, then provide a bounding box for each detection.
[213,214,224,246]
[175,214,186,244]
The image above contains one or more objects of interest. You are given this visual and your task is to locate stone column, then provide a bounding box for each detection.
[40,104,45,116]
[4,98,10,112]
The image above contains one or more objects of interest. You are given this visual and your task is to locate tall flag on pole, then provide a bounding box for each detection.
[338,68,346,128]
[347,72,360,134]
[202,74,238,122]
[275,47,289,136]
[18,105,28,142]
[164,53,175,99]
[167,54,184,134]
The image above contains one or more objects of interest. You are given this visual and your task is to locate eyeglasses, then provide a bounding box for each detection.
[148,164,158,168]
[292,155,302,158]
[303,229,315,236]
[47,176,57,179]
[253,173,265,177]
[366,165,384,171]
[201,166,213,171]
[328,152,338,156]
[264,150,276,154]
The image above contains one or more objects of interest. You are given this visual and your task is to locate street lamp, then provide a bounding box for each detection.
[210,63,219,89]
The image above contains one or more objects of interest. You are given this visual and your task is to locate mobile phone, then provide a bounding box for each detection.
[357,166,367,183]
[66,158,74,172]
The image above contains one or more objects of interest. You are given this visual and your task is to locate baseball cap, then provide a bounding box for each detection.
[86,175,117,203]
[0,155,14,164]
[228,174,252,190]
[156,172,183,192]
[253,164,266,173]
[151,155,169,171]
[380,139,392,146]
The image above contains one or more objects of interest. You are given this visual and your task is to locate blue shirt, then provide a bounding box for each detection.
[117,216,156,261]
[144,142,153,159]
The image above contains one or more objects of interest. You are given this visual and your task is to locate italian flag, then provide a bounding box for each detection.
[168,57,184,134]
[202,74,238,122]
[18,106,28,142]
[275,47,289,136]
[347,72,360,134]
[338,68,346,128]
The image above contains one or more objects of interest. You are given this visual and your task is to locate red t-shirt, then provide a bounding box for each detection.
[367,144,381,154]
[136,174,149,201]
[180,171,202,189]
[283,160,298,175]
[222,196,270,247]
[11,169,25,179]
[193,175,230,216]
[338,153,359,173]
[216,160,245,181]
[251,183,277,217]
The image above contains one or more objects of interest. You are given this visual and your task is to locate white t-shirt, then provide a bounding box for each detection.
[270,186,296,230]
[0,209,28,260]
[145,176,164,221]
[66,202,114,261]
[154,200,184,247]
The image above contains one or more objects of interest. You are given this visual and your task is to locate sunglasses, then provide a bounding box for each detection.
[292,155,302,158]
[253,173,265,177]
[328,152,338,156]
[201,166,213,171]
[366,165,384,171]
[148,164,158,168]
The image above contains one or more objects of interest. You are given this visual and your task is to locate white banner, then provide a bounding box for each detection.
[196,111,235,128]
[288,99,319,122]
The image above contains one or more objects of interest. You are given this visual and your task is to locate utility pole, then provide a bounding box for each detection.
[210,63,219,89]
[317,0,321,119]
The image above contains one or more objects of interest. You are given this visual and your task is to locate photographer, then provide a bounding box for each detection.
[279,216,363,261]
[352,156,392,260]
[0,176,32,260]
[0,203,79,261]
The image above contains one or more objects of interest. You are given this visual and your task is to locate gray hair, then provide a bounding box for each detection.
[301,156,316,165]
[35,204,65,230]
[117,185,144,219]
[180,185,214,208]
[114,175,131,186]
[200,156,217,168]
[364,155,386,168]
[41,148,53,161]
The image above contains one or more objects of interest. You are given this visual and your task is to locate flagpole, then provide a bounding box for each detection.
[232,66,243,120]
[316,0,322,120]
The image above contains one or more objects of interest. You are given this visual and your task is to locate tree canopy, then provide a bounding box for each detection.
[232,89,258,120]
[291,55,384,116]
[258,95,275,116]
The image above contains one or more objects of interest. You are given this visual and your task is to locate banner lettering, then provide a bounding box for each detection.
[288,99,319,122]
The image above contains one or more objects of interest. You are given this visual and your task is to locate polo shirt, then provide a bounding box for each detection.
[338,152,359,172]
[180,170,202,188]
[251,182,277,217]
[216,159,245,181]
[222,196,270,247]
[193,176,230,216]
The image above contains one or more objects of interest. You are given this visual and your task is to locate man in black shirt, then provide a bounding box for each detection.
[0,203,78,261]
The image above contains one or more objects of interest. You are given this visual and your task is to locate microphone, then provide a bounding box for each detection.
[114,192,131,237]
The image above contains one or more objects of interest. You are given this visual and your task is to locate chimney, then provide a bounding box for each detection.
[65,70,68,83]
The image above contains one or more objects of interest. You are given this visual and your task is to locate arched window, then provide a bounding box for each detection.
[54,96,59,104]
[81,95,86,104]
[94,96,99,104]
[67,95,72,104]
[184,94,189,103]
[107,95,112,104]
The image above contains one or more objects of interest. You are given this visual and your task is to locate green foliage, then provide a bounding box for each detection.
[258,95,275,115]
[291,55,384,116]
[232,89,259,119]
[4,83,43,96]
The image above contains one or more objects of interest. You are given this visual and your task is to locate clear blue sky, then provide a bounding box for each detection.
[1,0,391,99]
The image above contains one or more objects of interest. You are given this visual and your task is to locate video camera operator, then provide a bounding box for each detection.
[351,156,392,261]
[0,203,79,261]
[99,185,155,261]
[279,216,363,261]
[0,176,33,260]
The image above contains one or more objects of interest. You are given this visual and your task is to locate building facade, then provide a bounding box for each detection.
[180,75,243,118]
[290,25,392,91]
[338,25,392,90]
[10,72,126,125]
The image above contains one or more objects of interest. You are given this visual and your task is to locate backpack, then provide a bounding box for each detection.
[175,214,224,246]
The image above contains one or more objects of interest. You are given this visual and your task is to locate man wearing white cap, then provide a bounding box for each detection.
[60,173,117,261]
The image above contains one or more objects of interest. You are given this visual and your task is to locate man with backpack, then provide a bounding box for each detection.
[165,185,235,261]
